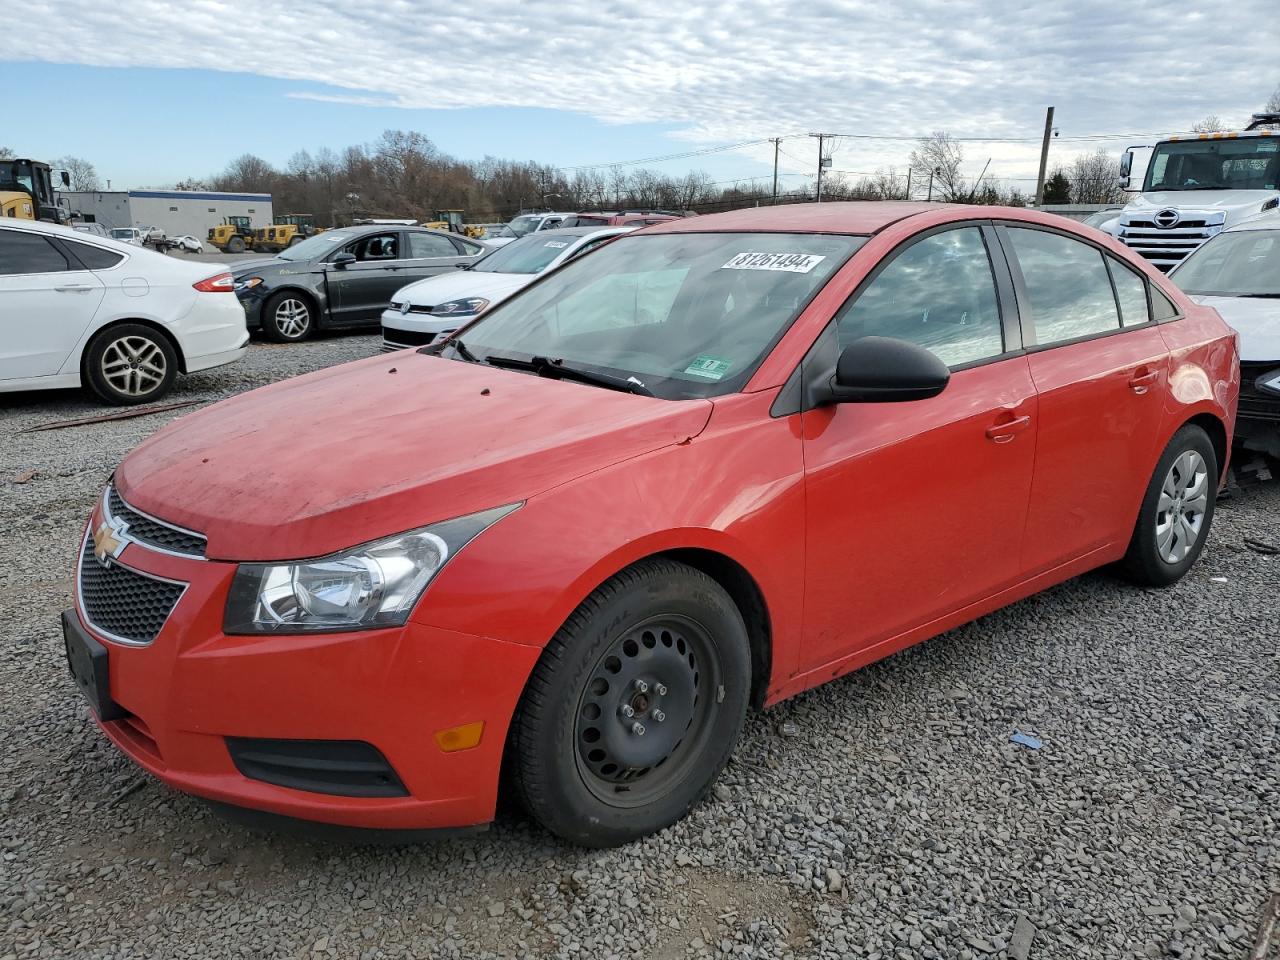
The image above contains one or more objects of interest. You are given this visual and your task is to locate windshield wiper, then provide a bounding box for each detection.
[445,338,482,362]
[483,353,654,396]
[1236,293,1280,298]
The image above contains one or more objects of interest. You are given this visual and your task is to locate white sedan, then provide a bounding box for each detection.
[167,235,205,254]
[0,218,249,405]
[381,226,632,350]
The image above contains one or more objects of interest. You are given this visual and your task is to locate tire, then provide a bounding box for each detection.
[260,292,316,342]
[1117,424,1218,586]
[83,324,178,406]
[227,236,245,254]
[511,558,751,847]
[288,235,303,247]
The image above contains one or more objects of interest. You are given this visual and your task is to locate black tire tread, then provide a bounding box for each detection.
[510,558,747,846]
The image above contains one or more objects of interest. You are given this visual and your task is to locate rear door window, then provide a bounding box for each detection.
[408,232,459,259]
[1108,259,1151,327]
[64,239,125,271]
[1005,228,1120,345]
[0,230,71,275]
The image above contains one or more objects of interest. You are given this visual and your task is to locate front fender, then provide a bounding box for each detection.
[410,391,808,698]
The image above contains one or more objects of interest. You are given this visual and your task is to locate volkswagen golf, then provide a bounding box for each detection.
[64,202,1238,847]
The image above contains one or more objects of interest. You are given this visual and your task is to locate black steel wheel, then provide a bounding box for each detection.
[512,559,751,847]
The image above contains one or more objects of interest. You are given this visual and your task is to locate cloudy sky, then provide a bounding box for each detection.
[6,0,1278,191]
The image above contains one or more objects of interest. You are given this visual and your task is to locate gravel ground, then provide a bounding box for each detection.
[2,337,1278,960]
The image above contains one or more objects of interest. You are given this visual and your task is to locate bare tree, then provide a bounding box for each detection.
[1267,85,1280,113]
[173,177,209,191]
[215,154,276,193]
[1068,150,1124,204]
[909,132,967,201]
[0,146,13,160]
[58,155,101,191]
[1192,115,1226,133]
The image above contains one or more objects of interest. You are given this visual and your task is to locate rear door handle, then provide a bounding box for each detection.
[1129,369,1160,394]
[55,284,94,293]
[985,414,1032,443]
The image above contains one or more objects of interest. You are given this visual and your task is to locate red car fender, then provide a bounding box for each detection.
[409,390,808,702]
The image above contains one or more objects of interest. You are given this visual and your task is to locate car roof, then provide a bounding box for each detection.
[1224,212,1280,233]
[530,225,635,240]
[0,216,137,252]
[642,201,948,235]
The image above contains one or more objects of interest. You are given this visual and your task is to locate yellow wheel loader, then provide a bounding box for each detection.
[254,213,324,253]
[208,216,256,254]
[422,209,485,239]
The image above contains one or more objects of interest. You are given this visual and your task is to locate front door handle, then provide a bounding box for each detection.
[1129,369,1160,394]
[985,414,1032,443]
[55,284,95,293]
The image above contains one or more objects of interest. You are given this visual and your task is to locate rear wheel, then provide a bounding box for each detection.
[288,235,304,247]
[511,559,751,847]
[84,324,177,405]
[260,292,315,342]
[1117,424,1218,586]
[227,236,245,254]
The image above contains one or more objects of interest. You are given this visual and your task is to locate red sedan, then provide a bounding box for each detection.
[65,203,1238,847]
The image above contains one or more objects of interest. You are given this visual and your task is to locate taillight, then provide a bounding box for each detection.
[194,272,235,293]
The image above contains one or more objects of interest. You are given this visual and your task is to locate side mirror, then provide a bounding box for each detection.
[331,252,356,268]
[824,336,950,404]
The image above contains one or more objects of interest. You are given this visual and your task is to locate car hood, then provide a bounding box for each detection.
[114,352,713,561]
[1189,295,1280,361]
[394,270,533,307]
[1126,190,1280,224]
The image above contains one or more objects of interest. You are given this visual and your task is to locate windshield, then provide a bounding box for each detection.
[278,231,352,260]
[457,232,864,399]
[1171,230,1280,297]
[507,215,546,237]
[111,229,133,239]
[1145,138,1280,192]
[475,233,578,274]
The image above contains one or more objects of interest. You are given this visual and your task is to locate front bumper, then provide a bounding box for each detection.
[380,309,460,352]
[66,517,541,832]
[235,288,267,330]
[1237,361,1280,459]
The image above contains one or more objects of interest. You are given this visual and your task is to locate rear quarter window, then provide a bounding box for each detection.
[65,240,125,270]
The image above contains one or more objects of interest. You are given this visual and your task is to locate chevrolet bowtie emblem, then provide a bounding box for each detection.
[93,519,128,566]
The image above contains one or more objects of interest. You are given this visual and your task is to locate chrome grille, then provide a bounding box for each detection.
[106,485,206,558]
[1117,211,1224,272]
[77,536,186,645]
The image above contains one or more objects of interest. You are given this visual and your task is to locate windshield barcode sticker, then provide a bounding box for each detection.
[544,241,569,248]
[722,252,826,273]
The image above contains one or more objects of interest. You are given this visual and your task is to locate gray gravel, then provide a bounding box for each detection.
[2,337,1278,959]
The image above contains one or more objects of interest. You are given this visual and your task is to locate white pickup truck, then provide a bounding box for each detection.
[1101,113,1280,271]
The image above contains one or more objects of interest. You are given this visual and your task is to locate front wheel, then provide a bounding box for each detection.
[227,236,245,254]
[260,292,315,342]
[1117,424,1218,586]
[511,559,751,847]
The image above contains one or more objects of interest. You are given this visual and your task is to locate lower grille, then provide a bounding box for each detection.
[381,326,439,348]
[78,536,186,645]
[226,738,409,797]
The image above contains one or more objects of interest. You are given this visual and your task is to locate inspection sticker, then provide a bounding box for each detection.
[684,355,733,380]
[544,240,569,248]
[722,252,826,273]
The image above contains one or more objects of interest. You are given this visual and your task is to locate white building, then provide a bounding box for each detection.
[59,189,273,238]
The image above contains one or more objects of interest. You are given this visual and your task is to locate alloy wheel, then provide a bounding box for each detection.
[1155,449,1208,563]
[100,335,167,398]
[573,615,721,807]
[273,299,310,338]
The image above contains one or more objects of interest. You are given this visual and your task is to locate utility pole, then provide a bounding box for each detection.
[905,169,912,200]
[1034,105,1055,207]
[927,169,935,201]
[770,138,780,205]
[810,133,835,202]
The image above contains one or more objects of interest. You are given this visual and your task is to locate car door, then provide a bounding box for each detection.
[398,232,477,286]
[0,228,106,380]
[325,231,408,323]
[800,224,1038,671]
[996,224,1171,574]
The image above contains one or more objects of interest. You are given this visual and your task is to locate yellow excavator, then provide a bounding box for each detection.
[422,209,485,239]
[208,216,257,253]
[254,213,324,253]
[0,158,69,222]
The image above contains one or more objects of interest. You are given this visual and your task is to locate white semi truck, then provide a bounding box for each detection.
[1101,113,1280,271]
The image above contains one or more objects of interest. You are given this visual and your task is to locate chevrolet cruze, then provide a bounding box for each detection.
[65,203,1238,847]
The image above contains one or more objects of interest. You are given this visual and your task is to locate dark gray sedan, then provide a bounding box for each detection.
[233,224,486,341]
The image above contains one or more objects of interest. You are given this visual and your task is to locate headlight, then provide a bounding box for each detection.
[431,297,489,317]
[235,277,263,291]
[223,504,519,634]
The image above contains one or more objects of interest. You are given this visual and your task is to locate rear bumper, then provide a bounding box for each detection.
[66,534,541,832]
[186,335,249,374]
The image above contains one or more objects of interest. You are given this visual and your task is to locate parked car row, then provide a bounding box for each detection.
[64,202,1240,847]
